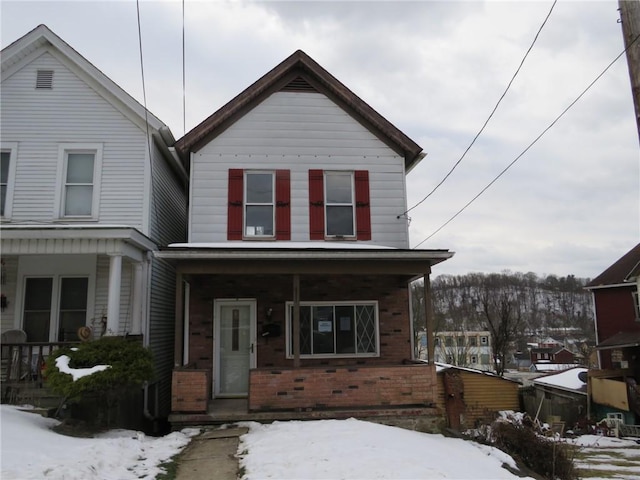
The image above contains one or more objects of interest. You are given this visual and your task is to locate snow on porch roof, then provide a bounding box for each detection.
[156,242,454,271]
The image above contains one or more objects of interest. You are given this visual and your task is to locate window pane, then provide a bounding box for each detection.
[66,153,94,183]
[65,185,93,215]
[0,151,10,183]
[290,305,312,355]
[356,305,376,353]
[312,306,334,354]
[326,174,352,203]
[23,278,53,342]
[58,312,86,341]
[326,206,353,236]
[60,278,88,309]
[246,173,273,203]
[335,306,355,354]
[1,185,6,216]
[245,205,273,236]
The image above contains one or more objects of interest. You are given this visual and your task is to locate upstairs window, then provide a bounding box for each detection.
[633,291,639,322]
[1,151,10,217]
[244,172,274,237]
[0,144,17,218]
[309,169,371,240]
[325,171,354,237]
[57,144,102,219]
[227,169,290,240]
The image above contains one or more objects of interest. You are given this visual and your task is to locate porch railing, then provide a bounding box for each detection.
[1,342,79,384]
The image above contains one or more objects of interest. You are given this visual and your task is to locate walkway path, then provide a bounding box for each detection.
[175,427,248,480]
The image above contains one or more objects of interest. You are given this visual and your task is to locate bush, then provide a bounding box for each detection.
[45,336,154,427]
[490,421,577,480]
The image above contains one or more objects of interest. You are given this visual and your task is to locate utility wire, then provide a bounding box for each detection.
[136,0,160,241]
[413,32,640,250]
[401,0,558,219]
[182,0,186,136]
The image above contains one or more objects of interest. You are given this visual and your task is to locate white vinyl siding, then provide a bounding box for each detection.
[0,52,147,227]
[94,255,134,336]
[189,91,409,247]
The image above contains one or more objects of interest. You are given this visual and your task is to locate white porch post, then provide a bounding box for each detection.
[106,254,122,336]
[131,261,143,335]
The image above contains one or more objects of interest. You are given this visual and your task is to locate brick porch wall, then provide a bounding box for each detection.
[171,368,210,413]
[249,363,436,411]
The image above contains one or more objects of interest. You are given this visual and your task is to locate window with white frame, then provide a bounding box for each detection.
[1,150,10,217]
[244,171,274,237]
[470,355,478,364]
[480,336,488,345]
[57,144,102,219]
[0,144,17,218]
[287,302,378,357]
[324,171,354,237]
[23,276,89,342]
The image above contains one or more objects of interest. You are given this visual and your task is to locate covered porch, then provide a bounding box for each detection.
[159,245,452,425]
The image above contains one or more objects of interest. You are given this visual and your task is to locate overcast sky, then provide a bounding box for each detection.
[2,0,638,279]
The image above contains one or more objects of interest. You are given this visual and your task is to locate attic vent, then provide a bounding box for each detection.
[36,69,54,89]
[281,76,318,93]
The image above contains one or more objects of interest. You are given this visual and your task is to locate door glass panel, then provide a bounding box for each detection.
[219,305,251,395]
[58,278,88,341]
[23,278,53,342]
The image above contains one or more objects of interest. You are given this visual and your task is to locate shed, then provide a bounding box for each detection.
[435,363,521,429]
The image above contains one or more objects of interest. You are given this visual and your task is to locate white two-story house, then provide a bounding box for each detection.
[0,25,187,427]
[160,50,453,424]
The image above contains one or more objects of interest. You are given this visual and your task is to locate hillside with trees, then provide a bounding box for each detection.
[412,272,594,375]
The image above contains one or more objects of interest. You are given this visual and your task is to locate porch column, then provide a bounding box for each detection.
[423,268,435,364]
[293,274,300,367]
[106,254,122,336]
[131,261,143,335]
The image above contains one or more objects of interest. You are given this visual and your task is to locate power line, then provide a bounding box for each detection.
[182,0,186,136]
[413,33,640,250]
[401,0,558,219]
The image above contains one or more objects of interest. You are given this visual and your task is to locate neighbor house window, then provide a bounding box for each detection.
[57,144,102,219]
[445,336,453,347]
[244,171,274,237]
[227,169,290,240]
[480,336,488,345]
[23,276,88,342]
[1,151,10,216]
[0,144,17,218]
[287,302,378,357]
[470,355,478,364]
[469,336,478,347]
[633,291,639,321]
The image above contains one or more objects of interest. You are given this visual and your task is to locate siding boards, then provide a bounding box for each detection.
[190,92,409,247]
[1,52,146,227]
[148,258,177,417]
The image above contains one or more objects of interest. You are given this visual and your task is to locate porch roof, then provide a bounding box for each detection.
[0,225,156,262]
[155,243,453,276]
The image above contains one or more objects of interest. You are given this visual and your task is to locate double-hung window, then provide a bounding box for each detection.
[325,171,354,237]
[244,171,274,237]
[287,301,379,358]
[309,169,371,240]
[23,276,89,342]
[0,144,17,218]
[57,144,102,219]
[227,169,290,240]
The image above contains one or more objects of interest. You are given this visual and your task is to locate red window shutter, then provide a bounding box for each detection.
[355,170,371,241]
[227,169,244,240]
[275,170,291,240]
[308,169,325,240]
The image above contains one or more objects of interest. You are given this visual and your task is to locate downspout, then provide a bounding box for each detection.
[142,251,157,423]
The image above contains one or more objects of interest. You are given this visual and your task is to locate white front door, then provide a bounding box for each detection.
[214,299,256,397]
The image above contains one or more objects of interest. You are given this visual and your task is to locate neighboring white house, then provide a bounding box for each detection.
[418,330,493,372]
[0,25,188,425]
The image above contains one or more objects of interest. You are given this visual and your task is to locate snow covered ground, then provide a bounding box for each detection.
[3,404,640,480]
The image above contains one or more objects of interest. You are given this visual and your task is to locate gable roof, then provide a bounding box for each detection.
[586,243,640,289]
[1,24,170,137]
[175,50,424,171]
